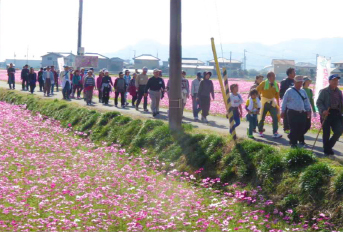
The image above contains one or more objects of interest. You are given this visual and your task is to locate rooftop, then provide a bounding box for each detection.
[295,62,316,68]
[84,53,108,59]
[133,54,160,61]
[272,59,295,65]
[208,57,242,64]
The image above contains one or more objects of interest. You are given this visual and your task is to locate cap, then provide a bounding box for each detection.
[119,71,123,75]
[197,72,202,78]
[294,75,304,82]
[104,69,109,73]
[143,67,148,71]
[63,65,69,68]
[329,74,341,81]
[303,76,312,83]
[125,69,130,73]
[153,68,160,72]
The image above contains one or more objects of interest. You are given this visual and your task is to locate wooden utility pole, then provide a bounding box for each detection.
[77,0,83,55]
[169,0,182,131]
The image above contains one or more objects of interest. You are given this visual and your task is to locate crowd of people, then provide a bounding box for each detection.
[6,64,343,155]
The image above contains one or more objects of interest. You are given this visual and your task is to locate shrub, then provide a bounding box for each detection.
[281,194,300,208]
[300,163,334,199]
[334,172,343,194]
[98,111,121,126]
[284,148,317,170]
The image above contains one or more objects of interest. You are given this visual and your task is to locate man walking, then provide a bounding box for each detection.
[123,70,131,106]
[256,71,282,138]
[51,66,59,93]
[60,65,72,100]
[191,72,202,120]
[136,67,149,111]
[144,69,165,117]
[42,66,54,97]
[316,74,343,155]
[181,71,190,116]
[21,65,30,91]
[280,68,296,134]
[7,63,16,90]
[114,72,127,108]
[281,76,311,148]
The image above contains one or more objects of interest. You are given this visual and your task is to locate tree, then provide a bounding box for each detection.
[248,69,259,77]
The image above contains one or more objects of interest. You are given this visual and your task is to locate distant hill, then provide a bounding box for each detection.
[104,38,343,70]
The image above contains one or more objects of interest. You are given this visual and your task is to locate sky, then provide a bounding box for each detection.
[0,0,343,61]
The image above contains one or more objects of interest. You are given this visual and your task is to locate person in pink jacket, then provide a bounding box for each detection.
[96,71,104,103]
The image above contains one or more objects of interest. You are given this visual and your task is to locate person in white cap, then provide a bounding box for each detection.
[136,67,149,111]
[144,69,165,117]
[281,75,311,148]
[59,65,72,100]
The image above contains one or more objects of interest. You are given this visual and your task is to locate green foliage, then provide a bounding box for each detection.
[334,172,343,194]
[284,148,317,170]
[281,194,300,209]
[98,111,120,126]
[300,163,334,199]
[79,113,101,132]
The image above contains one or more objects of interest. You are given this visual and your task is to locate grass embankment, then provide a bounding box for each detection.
[0,89,343,228]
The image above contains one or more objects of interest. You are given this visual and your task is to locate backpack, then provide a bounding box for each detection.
[116,78,126,92]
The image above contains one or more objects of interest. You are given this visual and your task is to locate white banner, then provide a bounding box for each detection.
[314,56,331,103]
[57,57,65,72]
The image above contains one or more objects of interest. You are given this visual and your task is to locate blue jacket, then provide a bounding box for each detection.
[42,71,55,84]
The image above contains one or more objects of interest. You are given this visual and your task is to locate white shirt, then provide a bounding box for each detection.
[230,93,243,107]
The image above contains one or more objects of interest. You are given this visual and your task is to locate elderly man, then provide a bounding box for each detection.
[136,67,149,111]
[7,63,16,90]
[256,71,282,138]
[281,76,311,148]
[21,64,30,91]
[316,74,343,155]
[42,66,54,97]
[144,69,165,117]
[60,65,72,100]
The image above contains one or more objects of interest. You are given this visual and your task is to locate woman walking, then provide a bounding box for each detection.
[84,71,96,106]
[129,73,138,107]
[197,72,214,123]
[101,70,113,105]
[28,68,37,94]
[96,71,104,103]
[72,70,82,99]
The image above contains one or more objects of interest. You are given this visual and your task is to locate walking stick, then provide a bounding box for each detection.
[312,108,330,152]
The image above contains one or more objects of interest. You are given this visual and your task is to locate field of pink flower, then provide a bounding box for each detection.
[0,101,339,231]
[0,70,327,130]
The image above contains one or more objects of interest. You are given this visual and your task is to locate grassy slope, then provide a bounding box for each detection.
[0,89,342,227]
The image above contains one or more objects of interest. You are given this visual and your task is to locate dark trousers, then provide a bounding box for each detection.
[132,95,137,106]
[258,102,279,134]
[322,110,343,153]
[72,85,82,98]
[247,114,258,135]
[199,95,211,117]
[102,87,110,105]
[22,78,29,90]
[136,85,148,109]
[30,83,36,94]
[192,94,201,118]
[39,79,44,92]
[283,108,290,131]
[55,81,59,92]
[63,82,71,99]
[98,90,103,102]
[8,77,15,89]
[230,107,241,133]
[288,109,307,146]
[115,92,125,106]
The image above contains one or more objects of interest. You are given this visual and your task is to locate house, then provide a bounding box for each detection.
[41,52,76,69]
[271,59,295,79]
[4,59,41,69]
[181,65,215,76]
[109,57,124,72]
[295,62,316,78]
[133,54,160,69]
[83,53,110,71]
[182,58,205,66]
[208,58,242,69]
[331,61,343,82]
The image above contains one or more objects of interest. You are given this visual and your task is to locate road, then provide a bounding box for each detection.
[0,80,342,161]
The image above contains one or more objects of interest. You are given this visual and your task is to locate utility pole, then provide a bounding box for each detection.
[169,0,182,131]
[77,0,83,55]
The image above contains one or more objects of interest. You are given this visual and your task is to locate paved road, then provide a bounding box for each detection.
[1,80,342,161]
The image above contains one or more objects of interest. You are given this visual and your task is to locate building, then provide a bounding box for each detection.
[181,64,215,76]
[271,59,295,79]
[83,53,110,71]
[182,58,205,66]
[41,52,76,69]
[331,61,343,81]
[109,57,124,72]
[295,62,316,78]
[4,59,41,69]
[133,54,160,69]
[208,57,242,69]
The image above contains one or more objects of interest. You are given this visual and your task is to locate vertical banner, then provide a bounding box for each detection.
[314,56,331,103]
[57,57,65,72]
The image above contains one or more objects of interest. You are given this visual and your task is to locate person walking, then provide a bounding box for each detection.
[246,89,261,139]
[72,70,82,99]
[280,68,296,134]
[197,72,215,123]
[181,70,190,116]
[43,66,54,97]
[302,76,317,138]
[38,68,44,92]
[60,65,72,100]
[191,72,202,120]
[124,70,131,106]
[316,74,343,155]
[250,75,264,92]
[256,71,282,138]
[144,69,166,117]
[21,65,30,91]
[281,76,311,148]
[28,67,37,94]
[136,67,149,111]
[129,73,138,107]
[229,84,243,133]
[7,63,16,90]
[101,70,113,105]
[84,71,96,106]
[114,72,127,108]
[96,71,104,103]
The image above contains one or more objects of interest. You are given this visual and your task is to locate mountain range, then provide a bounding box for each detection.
[103,38,343,70]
